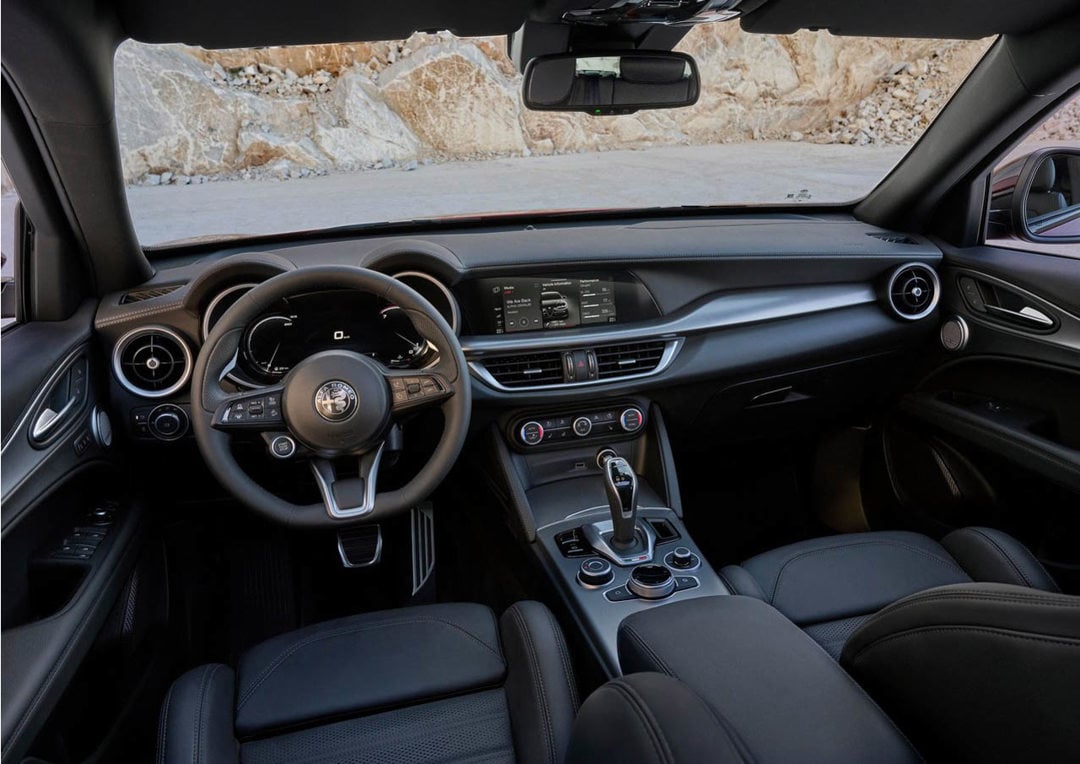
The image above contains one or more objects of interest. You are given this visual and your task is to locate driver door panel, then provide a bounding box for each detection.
[1,308,156,763]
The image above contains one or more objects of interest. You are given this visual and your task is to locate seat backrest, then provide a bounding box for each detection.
[841,582,1080,763]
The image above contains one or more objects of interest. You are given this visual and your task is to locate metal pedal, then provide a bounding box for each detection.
[337,525,382,568]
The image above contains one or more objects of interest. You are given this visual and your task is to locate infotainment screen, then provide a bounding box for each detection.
[491,277,617,333]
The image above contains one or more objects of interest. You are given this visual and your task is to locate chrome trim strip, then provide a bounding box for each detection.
[469,338,683,392]
[461,283,877,357]
[311,443,385,520]
[583,519,658,567]
[202,282,258,340]
[392,270,461,335]
[111,325,194,399]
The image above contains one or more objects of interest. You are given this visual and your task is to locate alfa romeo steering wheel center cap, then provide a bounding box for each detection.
[313,380,358,422]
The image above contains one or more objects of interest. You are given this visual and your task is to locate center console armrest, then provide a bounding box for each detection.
[611,597,920,763]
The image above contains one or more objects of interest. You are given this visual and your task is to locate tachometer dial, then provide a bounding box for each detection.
[244,315,295,379]
[379,306,436,368]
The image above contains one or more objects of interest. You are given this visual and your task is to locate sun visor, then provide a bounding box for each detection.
[740,0,1080,39]
[115,0,533,48]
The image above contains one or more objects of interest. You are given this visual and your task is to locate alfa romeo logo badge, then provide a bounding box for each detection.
[314,380,357,422]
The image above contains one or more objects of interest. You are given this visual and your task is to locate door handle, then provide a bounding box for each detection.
[984,304,1055,327]
[31,396,77,440]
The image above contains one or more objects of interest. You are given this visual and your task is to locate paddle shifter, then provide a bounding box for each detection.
[597,448,638,549]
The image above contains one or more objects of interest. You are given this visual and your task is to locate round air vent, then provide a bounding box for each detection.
[112,326,193,398]
[885,263,940,320]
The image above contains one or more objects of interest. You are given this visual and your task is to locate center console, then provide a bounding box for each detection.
[486,399,728,676]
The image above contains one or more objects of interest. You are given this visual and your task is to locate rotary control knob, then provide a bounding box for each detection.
[666,546,699,570]
[577,558,614,587]
[628,564,675,599]
[148,404,188,441]
[572,416,593,437]
[619,407,644,433]
[519,421,545,446]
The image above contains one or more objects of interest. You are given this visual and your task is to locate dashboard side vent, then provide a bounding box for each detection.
[595,341,667,379]
[481,351,566,388]
[112,326,193,398]
[886,263,940,321]
[120,284,182,304]
[868,232,918,245]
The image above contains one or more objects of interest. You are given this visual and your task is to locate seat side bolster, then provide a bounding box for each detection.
[157,663,238,764]
[717,565,767,601]
[567,673,752,764]
[942,526,1060,592]
[842,582,1080,762]
[499,601,579,764]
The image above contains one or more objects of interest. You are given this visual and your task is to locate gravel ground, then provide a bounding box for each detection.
[126,143,909,247]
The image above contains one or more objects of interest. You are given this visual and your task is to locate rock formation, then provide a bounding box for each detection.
[114,27,998,184]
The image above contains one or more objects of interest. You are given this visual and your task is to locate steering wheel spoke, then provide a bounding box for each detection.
[385,370,454,415]
[310,443,385,519]
[211,386,286,432]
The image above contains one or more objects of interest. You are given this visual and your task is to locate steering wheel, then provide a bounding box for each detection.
[191,265,471,528]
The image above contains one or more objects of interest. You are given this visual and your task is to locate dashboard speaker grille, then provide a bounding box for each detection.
[113,327,193,398]
[481,351,566,387]
[886,264,939,320]
[595,341,667,379]
[120,284,182,304]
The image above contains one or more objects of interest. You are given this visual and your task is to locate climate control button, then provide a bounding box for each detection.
[519,421,545,446]
[619,407,644,433]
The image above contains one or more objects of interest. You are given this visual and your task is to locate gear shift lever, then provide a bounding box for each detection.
[597,448,638,549]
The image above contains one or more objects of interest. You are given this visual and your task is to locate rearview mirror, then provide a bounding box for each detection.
[990,148,1080,244]
[523,52,699,115]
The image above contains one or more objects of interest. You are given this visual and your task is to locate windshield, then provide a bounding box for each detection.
[115,27,992,247]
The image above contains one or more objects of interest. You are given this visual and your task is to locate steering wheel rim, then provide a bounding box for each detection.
[190,264,471,528]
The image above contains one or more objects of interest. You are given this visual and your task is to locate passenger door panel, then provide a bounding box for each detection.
[872,243,1080,590]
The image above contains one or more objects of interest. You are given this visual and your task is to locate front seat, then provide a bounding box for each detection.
[719,526,1059,657]
[157,601,578,764]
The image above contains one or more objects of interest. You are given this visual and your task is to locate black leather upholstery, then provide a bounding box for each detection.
[842,582,1080,762]
[158,601,577,764]
[941,526,1060,592]
[720,527,1057,658]
[568,673,755,764]
[610,596,920,763]
[157,663,238,764]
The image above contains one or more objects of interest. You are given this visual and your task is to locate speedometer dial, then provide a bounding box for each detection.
[245,315,295,379]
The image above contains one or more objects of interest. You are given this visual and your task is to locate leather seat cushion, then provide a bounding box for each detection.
[720,527,1058,659]
[235,603,506,736]
[159,601,579,764]
[721,531,972,626]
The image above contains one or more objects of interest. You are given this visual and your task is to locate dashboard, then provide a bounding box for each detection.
[92,213,945,443]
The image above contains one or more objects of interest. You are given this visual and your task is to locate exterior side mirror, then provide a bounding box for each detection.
[990,147,1080,244]
[522,52,700,115]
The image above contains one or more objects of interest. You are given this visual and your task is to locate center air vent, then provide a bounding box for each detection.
[473,338,680,391]
[595,341,668,379]
[481,351,566,388]
[885,263,940,321]
[112,326,193,398]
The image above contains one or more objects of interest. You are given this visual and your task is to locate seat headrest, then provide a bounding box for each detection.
[1031,158,1056,192]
